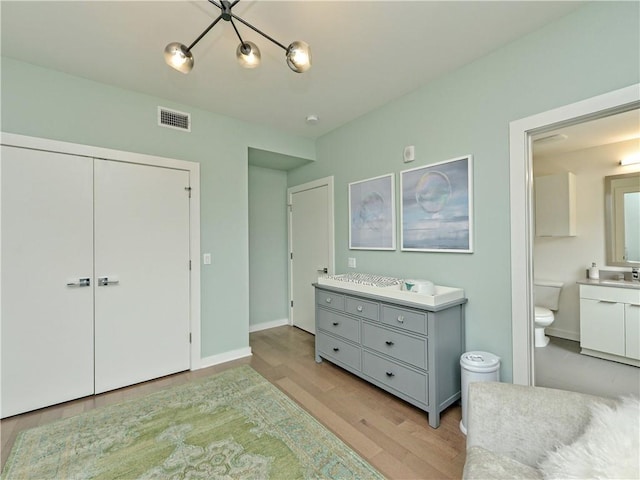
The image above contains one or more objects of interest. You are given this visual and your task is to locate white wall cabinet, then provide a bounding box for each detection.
[579,284,640,367]
[1,144,192,417]
[535,172,576,237]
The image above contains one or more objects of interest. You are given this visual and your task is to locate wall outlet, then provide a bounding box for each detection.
[348,257,356,268]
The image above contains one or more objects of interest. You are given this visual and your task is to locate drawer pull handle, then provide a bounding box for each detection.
[333,347,340,352]
[385,371,395,377]
[397,315,404,323]
[332,322,339,326]
[326,298,332,303]
[385,340,394,346]
[357,305,363,312]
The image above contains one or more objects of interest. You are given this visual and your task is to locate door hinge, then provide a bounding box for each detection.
[189,333,192,344]
[291,300,294,307]
[185,186,192,198]
[189,260,192,270]
[290,252,293,260]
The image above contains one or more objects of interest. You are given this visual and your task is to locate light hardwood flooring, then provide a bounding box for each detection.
[1,326,466,479]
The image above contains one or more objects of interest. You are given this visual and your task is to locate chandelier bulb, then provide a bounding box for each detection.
[286,41,312,73]
[236,41,261,69]
[164,42,194,74]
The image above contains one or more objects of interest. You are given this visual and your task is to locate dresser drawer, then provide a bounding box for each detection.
[317,332,361,371]
[317,309,360,342]
[345,296,379,321]
[381,305,427,335]
[362,351,428,405]
[362,322,427,369]
[316,290,345,311]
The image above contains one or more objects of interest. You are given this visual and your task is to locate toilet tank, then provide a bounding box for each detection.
[534,279,563,311]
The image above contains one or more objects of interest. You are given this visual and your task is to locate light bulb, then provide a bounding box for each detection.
[164,42,194,74]
[236,41,261,69]
[286,41,311,73]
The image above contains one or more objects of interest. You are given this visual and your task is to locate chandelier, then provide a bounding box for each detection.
[164,0,312,74]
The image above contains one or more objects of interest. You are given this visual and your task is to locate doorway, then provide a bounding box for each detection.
[509,84,640,385]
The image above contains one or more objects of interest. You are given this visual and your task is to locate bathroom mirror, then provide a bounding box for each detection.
[605,171,640,266]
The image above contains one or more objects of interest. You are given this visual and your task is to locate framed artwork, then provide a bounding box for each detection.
[400,155,473,252]
[349,173,396,250]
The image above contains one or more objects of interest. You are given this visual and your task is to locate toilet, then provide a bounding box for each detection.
[534,279,563,347]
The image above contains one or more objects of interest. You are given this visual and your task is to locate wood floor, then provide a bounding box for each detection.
[1,326,466,479]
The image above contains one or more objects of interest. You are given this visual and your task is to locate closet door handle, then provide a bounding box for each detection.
[98,276,119,286]
[67,277,90,287]
[385,340,394,346]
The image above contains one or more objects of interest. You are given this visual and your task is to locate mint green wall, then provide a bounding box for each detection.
[248,165,289,328]
[288,2,640,381]
[1,57,315,359]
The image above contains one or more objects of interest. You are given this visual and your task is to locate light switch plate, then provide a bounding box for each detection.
[203,253,211,265]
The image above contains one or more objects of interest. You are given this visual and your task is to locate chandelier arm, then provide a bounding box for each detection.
[186,14,224,51]
[229,18,247,47]
[230,13,288,51]
[207,0,223,10]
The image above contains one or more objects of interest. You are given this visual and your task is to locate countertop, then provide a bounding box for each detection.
[577,278,640,290]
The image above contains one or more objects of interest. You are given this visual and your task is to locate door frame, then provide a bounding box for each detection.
[0,132,202,369]
[287,176,335,327]
[508,84,640,385]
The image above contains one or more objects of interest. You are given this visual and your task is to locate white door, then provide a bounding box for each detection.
[1,146,94,418]
[94,160,191,393]
[289,179,333,334]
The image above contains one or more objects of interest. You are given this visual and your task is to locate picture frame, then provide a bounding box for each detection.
[400,155,473,253]
[349,173,396,250]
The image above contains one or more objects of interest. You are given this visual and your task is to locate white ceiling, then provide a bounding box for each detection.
[1,1,586,138]
[533,108,640,160]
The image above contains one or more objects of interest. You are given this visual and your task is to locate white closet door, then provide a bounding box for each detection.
[1,146,94,418]
[94,160,190,393]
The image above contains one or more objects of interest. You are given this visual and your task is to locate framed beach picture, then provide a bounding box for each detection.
[349,173,396,250]
[400,155,473,253]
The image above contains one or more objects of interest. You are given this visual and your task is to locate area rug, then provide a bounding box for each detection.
[1,365,383,479]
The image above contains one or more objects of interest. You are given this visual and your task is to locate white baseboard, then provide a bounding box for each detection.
[546,327,580,342]
[249,318,290,333]
[196,347,253,370]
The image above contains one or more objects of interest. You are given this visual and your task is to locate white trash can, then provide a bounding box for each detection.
[460,351,500,435]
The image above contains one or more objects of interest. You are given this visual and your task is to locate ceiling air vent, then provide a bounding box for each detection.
[158,106,191,132]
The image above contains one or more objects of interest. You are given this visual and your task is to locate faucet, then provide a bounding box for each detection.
[632,267,639,282]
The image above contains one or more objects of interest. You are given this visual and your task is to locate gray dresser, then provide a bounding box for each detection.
[314,284,466,428]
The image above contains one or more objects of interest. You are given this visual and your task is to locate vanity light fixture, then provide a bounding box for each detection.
[619,153,640,166]
[164,0,311,74]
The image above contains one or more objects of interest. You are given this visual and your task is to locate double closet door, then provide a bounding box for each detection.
[1,146,191,418]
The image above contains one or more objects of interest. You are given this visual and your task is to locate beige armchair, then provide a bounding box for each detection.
[462,382,617,479]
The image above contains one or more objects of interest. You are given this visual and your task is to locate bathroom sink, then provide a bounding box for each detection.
[599,279,640,289]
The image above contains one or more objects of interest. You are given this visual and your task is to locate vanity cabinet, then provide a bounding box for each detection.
[579,284,640,366]
[314,284,466,428]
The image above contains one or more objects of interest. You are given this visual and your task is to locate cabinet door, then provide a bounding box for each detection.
[94,160,190,393]
[625,303,640,360]
[580,298,625,356]
[1,146,94,417]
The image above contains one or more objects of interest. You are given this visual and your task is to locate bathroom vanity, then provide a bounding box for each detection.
[313,275,466,428]
[578,280,640,367]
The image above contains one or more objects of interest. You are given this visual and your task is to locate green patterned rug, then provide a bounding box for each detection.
[1,365,383,479]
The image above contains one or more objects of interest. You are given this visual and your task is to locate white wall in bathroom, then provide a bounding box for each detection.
[533,139,640,340]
